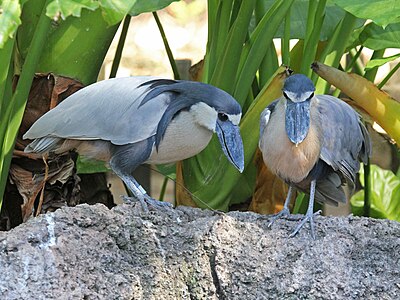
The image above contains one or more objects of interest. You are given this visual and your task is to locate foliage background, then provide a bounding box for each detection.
[0,0,399,227]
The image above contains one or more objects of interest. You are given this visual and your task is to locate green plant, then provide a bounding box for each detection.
[177,0,400,213]
[0,0,178,211]
[351,164,400,221]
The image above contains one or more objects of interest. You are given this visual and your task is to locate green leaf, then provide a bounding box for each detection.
[359,22,400,50]
[129,0,179,16]
[46,0,99,20]
[365,53,400,70]
[351,164,400,221]
[37,8,119,85]
[156,163,176,180]
[99,0,134,25]
[0,0,22,48]
[330,0,400,28]
[265,0,363,41]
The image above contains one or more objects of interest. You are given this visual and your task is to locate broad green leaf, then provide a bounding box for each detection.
[351,165,400,221]
[360,22,400,50]
[37,8,119,85]
[330,0,400,28]
[264,0,363,41]
[99,0,134,25]
[46,0,99,20]
[129,0,179,16]
[0,0,21,48]
[365,53,400,70]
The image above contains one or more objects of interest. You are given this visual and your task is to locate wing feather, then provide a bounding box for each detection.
[23,77,174,145]
[316,95,371,187]
[259,100,278,147]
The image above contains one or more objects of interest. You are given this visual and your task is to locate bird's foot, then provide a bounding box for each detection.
[267,207,291,228]
[143,194,173,210]
[289,210,322,239]
[121,195,172,212]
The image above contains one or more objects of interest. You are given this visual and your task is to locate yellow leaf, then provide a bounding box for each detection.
[312,61,400,146]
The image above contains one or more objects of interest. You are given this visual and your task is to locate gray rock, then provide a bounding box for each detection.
[0,203,399,299]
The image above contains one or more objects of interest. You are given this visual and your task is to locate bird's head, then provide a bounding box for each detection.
[188,83,244,173]
[141,80,245,173]
[282,74,315,145]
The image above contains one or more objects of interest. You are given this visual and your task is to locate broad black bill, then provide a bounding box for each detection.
[216,119,244,172]
[285,99,311,145]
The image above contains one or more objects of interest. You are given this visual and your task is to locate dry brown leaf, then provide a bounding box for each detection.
[15,73,84,150]
[175,161,198,208]
[249,149,293,215]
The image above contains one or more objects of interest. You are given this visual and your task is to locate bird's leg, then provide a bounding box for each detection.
[289,179,320,239]
[119,174,172,211]
[109,141,172,211]
[268,185,294,228]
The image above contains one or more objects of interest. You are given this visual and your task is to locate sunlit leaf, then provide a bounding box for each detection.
[351,164,400,221]
[365,53,400,70]
[359,22,400,50]
[330,0,400,28]
[312,61,400,145]
[129,0,179,16]
[0,0,21,48]
[265,0,364,41]
[99,0,134,25]
[46,0,99,20]
[249,149,289,214]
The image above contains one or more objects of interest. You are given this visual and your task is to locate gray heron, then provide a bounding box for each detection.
[24,77,245,209]
[259,74,371,238]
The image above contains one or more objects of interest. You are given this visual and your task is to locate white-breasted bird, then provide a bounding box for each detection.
[259,74,371,238]
[23,77,245,208]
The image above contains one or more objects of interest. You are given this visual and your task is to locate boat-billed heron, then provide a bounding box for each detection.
[23,77,244,208]
[259,74,371,238]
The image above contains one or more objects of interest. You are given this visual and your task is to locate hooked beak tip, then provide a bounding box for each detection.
[216,121,244,173]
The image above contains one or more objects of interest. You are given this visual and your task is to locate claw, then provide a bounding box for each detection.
[122,194,172,212]
[268,207,291,228]
[289,210,321,239]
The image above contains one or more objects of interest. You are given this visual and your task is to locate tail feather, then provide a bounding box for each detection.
[24,137,62,154]
[315,172,347,205]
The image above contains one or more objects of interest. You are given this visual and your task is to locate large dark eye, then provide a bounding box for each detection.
[218,113,228,121]
[283,91,289,99]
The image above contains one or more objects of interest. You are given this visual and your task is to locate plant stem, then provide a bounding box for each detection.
[159,177,168,201]
[364,49,385,82]
[109,15,131,79]
[346,46,364,72]
[363,162,370,217]
[0,0,52,205]
[153,12,180,80]
[378,61,400,89]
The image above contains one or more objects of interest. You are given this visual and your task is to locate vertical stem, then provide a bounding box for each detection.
[378,61,400,89]
[109,15,131,79]
[363,162,370,217]
[345,46,364,72]
[159,177,168,201]
[364,49,385,82]
[153,12,180,80]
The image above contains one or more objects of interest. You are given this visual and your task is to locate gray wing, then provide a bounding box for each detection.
[316,95,371,186]
[23,76,175,145]
[259,100,279,147]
